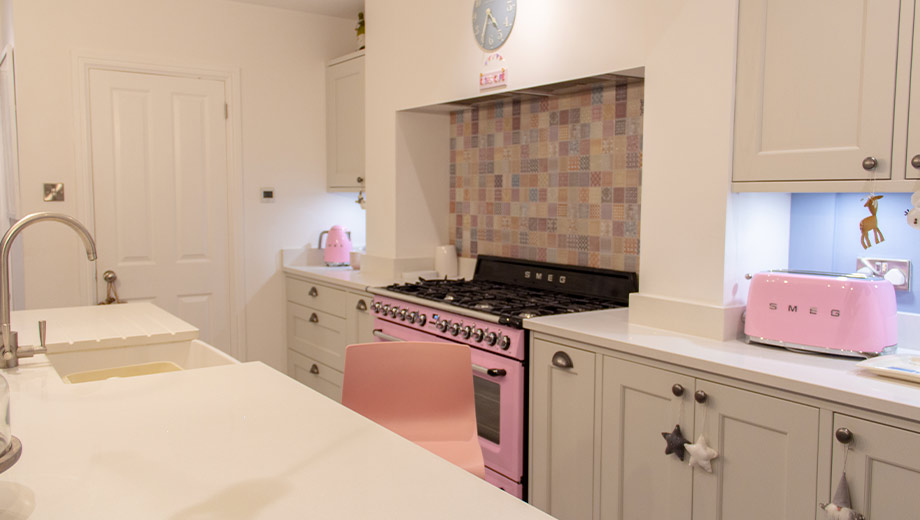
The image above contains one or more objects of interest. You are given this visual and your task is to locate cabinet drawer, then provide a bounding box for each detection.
[287,301,347,371]
[285,277,347,317]
[288,349,343,402]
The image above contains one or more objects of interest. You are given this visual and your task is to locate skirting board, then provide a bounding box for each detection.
[628,293,746,341]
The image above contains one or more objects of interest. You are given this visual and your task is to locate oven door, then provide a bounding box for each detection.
[372,320,524,492]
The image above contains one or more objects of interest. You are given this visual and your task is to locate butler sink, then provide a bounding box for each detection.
[46,340,238,384]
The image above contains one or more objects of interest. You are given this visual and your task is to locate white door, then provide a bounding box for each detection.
[89,69,231,352]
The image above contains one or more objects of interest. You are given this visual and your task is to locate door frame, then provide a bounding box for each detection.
[71,52,247,361]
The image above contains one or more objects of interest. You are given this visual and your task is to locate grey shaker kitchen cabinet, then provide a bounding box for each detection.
[830,414,920,519]
[732,0,909,187]
[599,357,694,520]
[530,337,598,520]
[285,275,375,402]
[599,358,819,520]
[326,51,365,192]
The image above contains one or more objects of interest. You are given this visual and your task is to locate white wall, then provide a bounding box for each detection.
[364,0,789,339]
[10,0,364,370]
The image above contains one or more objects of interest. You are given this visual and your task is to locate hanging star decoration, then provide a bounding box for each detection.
[819,473,865,520]
[684,435,718,473]
[661,424,688,461]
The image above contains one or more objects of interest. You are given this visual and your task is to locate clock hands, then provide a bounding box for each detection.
[480,15,489,45]
[487,9,500,30]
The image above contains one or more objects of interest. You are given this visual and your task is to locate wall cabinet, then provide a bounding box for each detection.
[285,275,374,402]
[326,51,365,192]
[530,333,919,520]
[732,0,920,190]
[831,414,920,518]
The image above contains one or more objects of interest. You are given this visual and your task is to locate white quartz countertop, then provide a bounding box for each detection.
[282,264,395,291]
[0,309,548,519]
[525,308,920,422]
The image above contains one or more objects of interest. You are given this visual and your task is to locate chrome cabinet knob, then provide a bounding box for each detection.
[911,155,920,169]
[862,156,878,171]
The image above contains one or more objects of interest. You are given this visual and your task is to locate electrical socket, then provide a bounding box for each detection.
[856,257,911,291]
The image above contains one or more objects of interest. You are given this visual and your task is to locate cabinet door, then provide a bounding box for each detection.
[530,339,597,520]
[326,55,365,191]
[346,291,375,346]
[832,414,920,519]
[907,5,920,179]
[691,380,819,520]
[733,0,900,182]
[600,357,694,520]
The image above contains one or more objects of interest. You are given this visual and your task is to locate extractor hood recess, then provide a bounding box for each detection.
[418,72,644,113]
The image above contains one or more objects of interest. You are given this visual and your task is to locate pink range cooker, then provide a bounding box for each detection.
[368,255,638,501]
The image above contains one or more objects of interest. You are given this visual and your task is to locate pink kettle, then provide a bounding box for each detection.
[319,225,352,266]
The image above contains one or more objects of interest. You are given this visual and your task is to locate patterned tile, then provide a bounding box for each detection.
[450,81,643,271]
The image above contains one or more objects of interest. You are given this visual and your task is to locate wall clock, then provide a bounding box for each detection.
[472,0,517,51]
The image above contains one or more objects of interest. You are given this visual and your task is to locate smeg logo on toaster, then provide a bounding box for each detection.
[768,303,841,317]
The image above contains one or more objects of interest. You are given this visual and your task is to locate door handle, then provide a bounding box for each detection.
[551,351,574,369]
[472,364,507,377]
[372,329,405,342]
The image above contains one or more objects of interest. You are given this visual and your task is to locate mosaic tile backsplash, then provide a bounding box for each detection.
[449,81,643,271]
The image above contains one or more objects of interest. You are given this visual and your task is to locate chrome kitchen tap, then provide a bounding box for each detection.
[0,213,97,368]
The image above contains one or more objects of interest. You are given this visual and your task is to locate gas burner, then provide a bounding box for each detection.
[473,301,500,311]
[516,309,542,319]
[443,294,457,301]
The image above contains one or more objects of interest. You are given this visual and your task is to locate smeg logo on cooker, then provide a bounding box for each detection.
[768,302,841,317]
[523,271,566,284]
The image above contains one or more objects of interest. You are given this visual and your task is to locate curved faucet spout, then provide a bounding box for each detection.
[0,213,97,367]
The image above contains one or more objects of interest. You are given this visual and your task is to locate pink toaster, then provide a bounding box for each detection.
[744,270,898,358]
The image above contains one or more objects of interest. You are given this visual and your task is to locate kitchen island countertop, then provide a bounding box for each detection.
[526,308,920,422]
[0,308,550,519]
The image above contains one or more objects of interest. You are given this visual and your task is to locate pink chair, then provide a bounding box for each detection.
[342,341,486,479]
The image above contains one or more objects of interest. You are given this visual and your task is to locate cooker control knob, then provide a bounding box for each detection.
[486,332,498,346]
[499,336,511,350]
[407,311,418,324]
[449,323,461,336]
[438,320,450,333]
[418,314,427,326]
[389,307,399,318]
[398,309,408,321]
[372,302,382,313]
[461,326,472,339]
[381,304,390,315]
[473,329,485,342]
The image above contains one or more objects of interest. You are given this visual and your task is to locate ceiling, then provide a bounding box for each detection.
[225,0,363,19]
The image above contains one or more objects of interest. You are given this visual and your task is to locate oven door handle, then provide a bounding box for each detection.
[472,364,507,377]
[373,330,507,377]
[373,329,406,342]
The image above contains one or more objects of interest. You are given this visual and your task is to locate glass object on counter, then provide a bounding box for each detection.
[0,374,22,473]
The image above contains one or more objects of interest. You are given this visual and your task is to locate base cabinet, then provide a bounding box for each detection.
[831,414,920,519]
[285,275,374,402]
[530,338,597,520]
[599,358,819,520]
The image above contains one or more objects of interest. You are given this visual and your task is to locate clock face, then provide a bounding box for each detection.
[472,0,517,51]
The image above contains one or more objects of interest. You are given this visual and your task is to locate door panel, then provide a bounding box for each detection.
[733,0,900,181]
[600,357,694,520]
[833,414,920,519]
[89,69,231,351]
[691,380,819,520]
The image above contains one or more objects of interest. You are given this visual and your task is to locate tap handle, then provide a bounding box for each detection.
[38,320,46,348]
